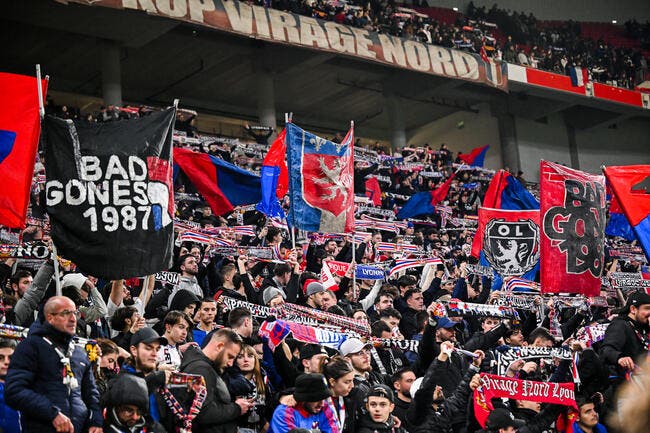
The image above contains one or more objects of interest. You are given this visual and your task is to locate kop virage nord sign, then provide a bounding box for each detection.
[44,108,176,279]
[540,161,606,296]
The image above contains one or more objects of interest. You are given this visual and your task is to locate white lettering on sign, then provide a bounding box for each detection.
[46,155,171,233]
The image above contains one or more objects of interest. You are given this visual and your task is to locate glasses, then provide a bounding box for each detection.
[50,310,79,318]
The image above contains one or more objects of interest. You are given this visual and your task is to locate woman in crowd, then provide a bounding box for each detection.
[322,356,356,433]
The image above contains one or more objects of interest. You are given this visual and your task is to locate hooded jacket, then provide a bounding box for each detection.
[356,412,405,433]
[599,315,648,380]
[180,345,241,433]
[5,320,102,433]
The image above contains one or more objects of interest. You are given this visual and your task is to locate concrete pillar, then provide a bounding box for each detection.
[100,40,122,107]
[254,46,277,130]
[563,113,580,169]
[384,90,406,151]
[496,113,520,173]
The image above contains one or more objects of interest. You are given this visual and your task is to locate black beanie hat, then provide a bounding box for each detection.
[294,373,331,402]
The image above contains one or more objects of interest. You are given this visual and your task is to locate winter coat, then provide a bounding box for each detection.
[180,345,241,433]
[356,412,405,433]
[5,320,102,433]
[268,403,339,433]
[599,316,648,380]
[407,360,479,433]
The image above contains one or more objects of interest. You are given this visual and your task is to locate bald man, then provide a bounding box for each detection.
[5,296,103,433]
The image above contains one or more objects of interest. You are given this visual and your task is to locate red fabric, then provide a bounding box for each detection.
[471,207,540,259]
[458,145,489,165]
[540,161,606,296]
[0,73,47,228]
[430,172,456,206]
[482,170,509,209]
[365,177,382,206]
[473,373,577,428]
[262,128,289,198]
[604,165,650,226]
[173,147,233,215]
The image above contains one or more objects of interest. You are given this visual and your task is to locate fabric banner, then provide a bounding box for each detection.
[0,72,48,228]
[0,241,50,259]
[44,108,176,279]
[259,319,348,350]
[372,338,420,352]
[155,271,180,285]
[604,165,650,261]
[444,299,519,319]
[496,347,573,376]
[64,1,507,91]
[388,258,442,277]
[322,260,384,280]
[286,122,354,233]
[540,161,606,296]
[474,373,577,428]
[473,207,540,276]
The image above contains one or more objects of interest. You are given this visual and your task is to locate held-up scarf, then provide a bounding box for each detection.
[473,373,577,428]
[159,373,207,433]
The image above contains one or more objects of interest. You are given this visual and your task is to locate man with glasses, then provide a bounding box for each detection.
[340,338,388,432]
[6,296,102,433]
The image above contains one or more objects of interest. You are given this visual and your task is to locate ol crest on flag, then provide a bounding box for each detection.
[483,219,540,276]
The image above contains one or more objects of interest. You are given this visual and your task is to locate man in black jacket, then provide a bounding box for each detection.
[180,328,253,433]
[600,291,650,387]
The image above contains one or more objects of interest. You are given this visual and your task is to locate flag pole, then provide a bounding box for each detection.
[36,65,63,296]
[349,120,357,300]
[36,64,45,119]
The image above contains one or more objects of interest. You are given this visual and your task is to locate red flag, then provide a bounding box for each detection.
[540,161,606,296]
[365,176,382,206]
[480,45,489,63]
[0,73,47,228]
[472,207,540,272]
[431,172,456,206]
[262,128,288,198]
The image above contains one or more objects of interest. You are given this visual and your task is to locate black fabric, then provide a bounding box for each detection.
[43,108,176,279]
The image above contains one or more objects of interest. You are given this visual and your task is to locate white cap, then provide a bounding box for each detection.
[61,273,88,291]
[339,338,371,357]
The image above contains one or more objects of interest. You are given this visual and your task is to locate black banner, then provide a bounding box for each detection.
[44,108,176,279]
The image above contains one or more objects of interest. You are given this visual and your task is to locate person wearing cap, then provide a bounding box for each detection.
[262,286,287,307]
[356,384,405,433]
[304,281,326,309]
[479,403,564,433]
[268,373,338,433]
[60,272,108,334]
[120,327,170,424]
[340,337,388,428]
[273,342,328,388]
[600,290,650,387]
[5,296,103,433]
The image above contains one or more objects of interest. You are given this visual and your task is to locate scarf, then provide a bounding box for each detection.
[158,373,207,433]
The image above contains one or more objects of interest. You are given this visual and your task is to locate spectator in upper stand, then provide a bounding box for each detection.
[399,288,425,340]
[393,275,418,313]
[0,339,19,433]
[157,310,192,370]
[391,368,416,429]
[356,385,405,433]
[11,261,53,327]
[368,292,395,322]
[320,290,338,311]
[227,307,254,342]
[168,254,204,306]
[354,161,379,195]
[600,291,650,388]
[6,296,103,433]
[110,305,146,351]
[181,328,251,433]
[101,373,165,433]
[194,298,219,348]
[304,281,326,309]
[269,373,338,433]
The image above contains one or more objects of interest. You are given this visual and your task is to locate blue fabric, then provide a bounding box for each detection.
[210,155,262,207]
[472,145,489,167]
[605,212,636,241]
[4,321,102,433]
[501,176,540,210]
[193,328,207,348]
[396,191,435,219]
[635,215,650,261]
[269,404,337,433]
[572,421,608,433]
[256,165,286,218]
[0,382,20,433]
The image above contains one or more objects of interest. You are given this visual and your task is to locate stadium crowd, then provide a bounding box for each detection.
[247,0,649,89]
[0,103,648,433]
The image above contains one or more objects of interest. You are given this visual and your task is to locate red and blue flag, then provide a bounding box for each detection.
[0,72,47,228]
[174,147,261,216]
[458,144,489,167]
[286,122,354,233]
[604,165,650,261]
[396,173,456,219]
